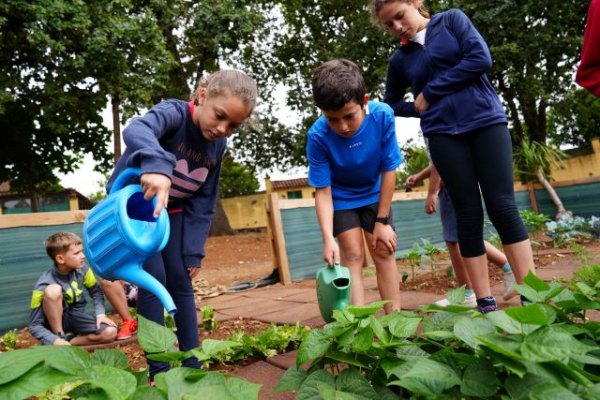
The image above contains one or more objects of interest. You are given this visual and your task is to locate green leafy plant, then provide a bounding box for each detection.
[201,305,218,332]
[0,329,17,351]
[402,242,426,281]
[275,272,600,399]
[546,215,594,247]
[0,316,261,399]
[519,209,550,234]
[421,239,443,275]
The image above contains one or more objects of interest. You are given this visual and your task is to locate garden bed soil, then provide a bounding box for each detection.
[2,229,595,374]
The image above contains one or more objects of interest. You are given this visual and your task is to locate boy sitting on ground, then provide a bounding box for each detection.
[28,232,117,345]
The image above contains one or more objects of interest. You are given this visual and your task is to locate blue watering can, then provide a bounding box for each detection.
[316,263,351,323]
[83,167,176,315]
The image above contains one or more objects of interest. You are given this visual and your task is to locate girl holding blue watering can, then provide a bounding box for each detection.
[106,70,258,382]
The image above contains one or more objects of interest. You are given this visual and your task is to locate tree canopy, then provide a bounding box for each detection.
[1,0,596,199]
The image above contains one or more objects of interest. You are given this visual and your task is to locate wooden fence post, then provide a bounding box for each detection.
[266,193,291,285]
[527,182,539,213]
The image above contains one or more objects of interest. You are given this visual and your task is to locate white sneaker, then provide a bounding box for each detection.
[503,271,518,300]
[435,294,477,308]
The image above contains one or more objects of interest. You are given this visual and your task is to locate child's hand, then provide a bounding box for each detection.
[323,237,340,267]
[425,194,437,214]
[406,174,420,188]
[187,266,201,279]
[53,337,71,346]
[97,315,117,329]
[372,224,397,254]
[140,173,171,217]
[414,93,430,114]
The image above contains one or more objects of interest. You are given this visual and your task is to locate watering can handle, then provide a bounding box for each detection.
[109,168,141,195]
[333,263,342,274]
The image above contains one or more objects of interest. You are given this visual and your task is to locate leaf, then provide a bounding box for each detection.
[82,365,137,400]
[460,358,500,397]
[30,345,92,377]
[297,329,331,366]
[485,310,539,335]
[130,386,167,400]
[0,363,74,400]
[505,303,555,325]
[523,271,551,291]
[148,351,190,362]
[92,349,130,370]
[296,369,336,400]
[336,368,379,400]
[352,326,373,352]
[453,316,496,349]
[137,315,178,354]
[446,286,466,305]
[369,315,389,345]
[201,339,241,357]
[325,350,368,368]
[345,301,388,318]
[0,348,44,385]
[505,373,552,400]
[274,366,308,393]
[387,314,421,338]
[521,326,599,362]
[388,358,461,396]
[422,330,455,341]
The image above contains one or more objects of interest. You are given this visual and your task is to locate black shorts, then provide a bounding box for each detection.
[45,307,110,337]
[333,202,395,237]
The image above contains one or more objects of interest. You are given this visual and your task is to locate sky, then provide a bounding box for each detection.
[56,105,423,196]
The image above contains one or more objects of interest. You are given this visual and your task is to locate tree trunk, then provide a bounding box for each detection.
[209,200,234,236]
[29,188,39,213]
[535,168,568,218]
[112,97,122,164]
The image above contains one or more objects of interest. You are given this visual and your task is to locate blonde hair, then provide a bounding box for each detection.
[45,232,82,261]
[191,69,258,114]
[371,0,431,22]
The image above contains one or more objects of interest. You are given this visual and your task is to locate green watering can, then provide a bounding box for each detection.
[316,263,351,323]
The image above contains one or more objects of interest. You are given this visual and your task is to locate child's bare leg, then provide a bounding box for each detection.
[42,284,65,334]
[463,255,492,298]
[365,232,401,313]
[338,228,366,306]
[502,239,536,282]
[483,240,508,267]
[101,279,134,320]
[445,241,472,289]
[70,327,117,346]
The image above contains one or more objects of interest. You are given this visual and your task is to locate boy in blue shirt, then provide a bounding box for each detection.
[307,59,402,314]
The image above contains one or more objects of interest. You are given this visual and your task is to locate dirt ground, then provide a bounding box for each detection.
[3,229,596,374]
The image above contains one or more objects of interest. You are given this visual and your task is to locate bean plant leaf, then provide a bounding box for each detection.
[485,310,539,335]
[453,317,496,349]
[345,301,388,318]
[326,350,368,368]
[274,366,308,393]
[446,286,466,305]
[422,330,455,341]
[92,348,130,370]
[505,303,555,325]
[137,315,178,354]
[30,345,91,377]
[369,315,389,345]
[514,284,545,302]
[0,363,73,400]
[353,326,374,352]
[130,386,166,400]
[336,368,379,399]
[505,373,552,400]
[201,339,241,357]
[521,326,598,362]
[523,271,551,291]
[148,351,189,362]
[297,329,331,366]
[388,358,461,396]
[387,314,421,338]
[477,334,523,359]
[82,365,137,400]
[0,348,44,385]
[297,369,336,400]
[460,358,500,397]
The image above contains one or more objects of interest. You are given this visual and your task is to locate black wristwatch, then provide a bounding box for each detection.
[375,215,390,225]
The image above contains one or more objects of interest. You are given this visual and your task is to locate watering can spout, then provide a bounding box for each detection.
[111,265,177,315]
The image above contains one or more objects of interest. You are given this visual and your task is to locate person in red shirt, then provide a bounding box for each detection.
[576,0,600,97]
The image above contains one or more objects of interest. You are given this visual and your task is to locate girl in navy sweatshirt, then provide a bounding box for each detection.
[372,0,536,313]
[107,70,257,381]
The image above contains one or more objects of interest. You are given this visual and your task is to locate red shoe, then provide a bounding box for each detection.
[117,319,138,340]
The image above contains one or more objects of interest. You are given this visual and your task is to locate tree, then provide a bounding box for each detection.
[513,135,568,218]
[0,1,112,210]
[219,154,260,199]
[547,88,600,148]
[441,0,589,145]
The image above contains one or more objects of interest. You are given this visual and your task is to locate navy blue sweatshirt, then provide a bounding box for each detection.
[107,100,226,267]
[384,9,507,135]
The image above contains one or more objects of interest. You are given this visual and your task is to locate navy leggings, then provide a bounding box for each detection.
[138,212,201,378]
[427,124,529,257]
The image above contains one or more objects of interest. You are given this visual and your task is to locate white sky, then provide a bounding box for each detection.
[56,105,422,196]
